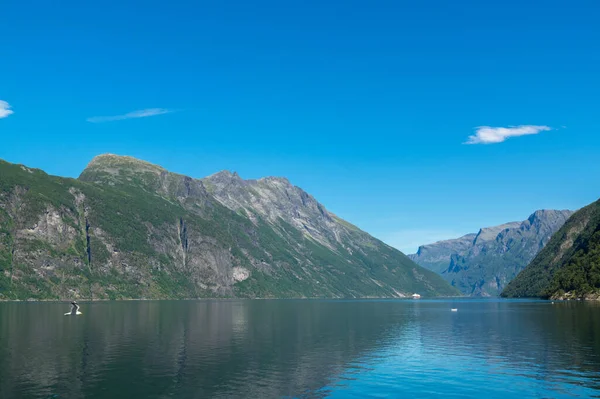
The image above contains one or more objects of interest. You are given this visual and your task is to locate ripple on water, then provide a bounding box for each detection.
[1,299,600,399]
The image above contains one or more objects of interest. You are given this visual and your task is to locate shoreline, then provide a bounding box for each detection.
[3,296,547,303]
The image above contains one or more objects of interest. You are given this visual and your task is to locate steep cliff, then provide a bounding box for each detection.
[409,210,573,296]
[0,155,458,300]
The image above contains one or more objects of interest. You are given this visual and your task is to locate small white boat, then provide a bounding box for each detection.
[411,293,421,299]
[451,308,458,312]
[64,301,82,316]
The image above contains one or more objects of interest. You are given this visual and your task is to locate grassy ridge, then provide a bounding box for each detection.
[502,198,600,299]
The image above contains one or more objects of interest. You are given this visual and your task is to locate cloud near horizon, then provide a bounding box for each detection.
[0,100,14,119]
[87,108,173,123]
[465,125,552,144]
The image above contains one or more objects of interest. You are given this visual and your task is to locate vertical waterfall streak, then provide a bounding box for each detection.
[179,218,188,267]
[85,218,92,265]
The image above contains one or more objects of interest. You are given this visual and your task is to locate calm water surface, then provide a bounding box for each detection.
[1,299,599,398]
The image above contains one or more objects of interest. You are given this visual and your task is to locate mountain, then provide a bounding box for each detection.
[0,154,458,300]
[502,199,600,300]
[408,210,574,296]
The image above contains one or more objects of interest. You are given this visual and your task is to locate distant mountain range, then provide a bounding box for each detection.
[409,209,574,296]
[0,154,458,300]
[502,198,600,300]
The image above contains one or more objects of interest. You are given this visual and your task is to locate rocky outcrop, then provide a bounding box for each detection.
[0,155,459,300]
[408,234,476,274]
[409,209,574,296]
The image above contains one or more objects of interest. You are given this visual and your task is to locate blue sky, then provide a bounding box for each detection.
[1,0,599,253]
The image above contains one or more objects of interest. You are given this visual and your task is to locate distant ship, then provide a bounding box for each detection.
[411,293,421,299]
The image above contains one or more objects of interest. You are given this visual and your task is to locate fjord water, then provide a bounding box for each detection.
[1,300,599,399]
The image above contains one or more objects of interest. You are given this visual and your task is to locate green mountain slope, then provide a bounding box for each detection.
[0,155,458,300]
[409,210,573,296]
[501,198,600,299]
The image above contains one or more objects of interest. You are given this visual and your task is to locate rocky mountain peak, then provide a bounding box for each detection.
[84,153,165,173]
[79,154,168,186]
[202,170,339,248]
[206,170,241,181]
[409,209,574,296]
[80,154,214,208]
[203,170,245,193]
[409,234,477,274]
[473,222,521,245]
[527,209,573,226]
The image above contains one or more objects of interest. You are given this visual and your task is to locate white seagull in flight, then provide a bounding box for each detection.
[64,301,82,316]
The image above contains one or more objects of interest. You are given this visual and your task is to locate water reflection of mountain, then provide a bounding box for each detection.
[0,300,414,399]
[2,300,600,398]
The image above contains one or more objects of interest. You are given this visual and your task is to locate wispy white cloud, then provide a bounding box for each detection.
[465,125,552,145]
[0,100,14,119]
[87,108,173,123]
[380,229,466,254]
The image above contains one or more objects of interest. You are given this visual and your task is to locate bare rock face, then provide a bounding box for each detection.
[203,172,343,250]
[408,209,574,297]
[0,155,459,300]
[409,234,476,274]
